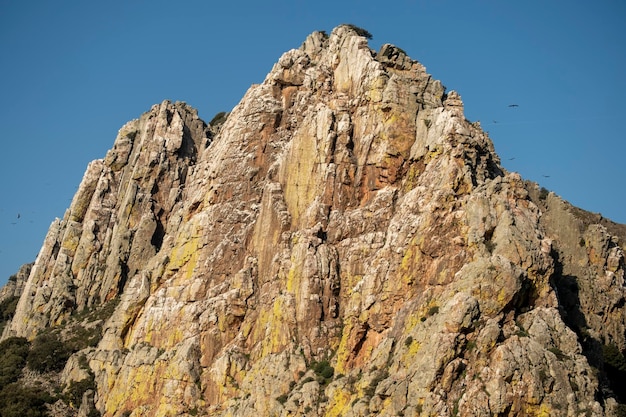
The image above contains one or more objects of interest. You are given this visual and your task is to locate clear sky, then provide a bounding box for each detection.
[1,0,624,285]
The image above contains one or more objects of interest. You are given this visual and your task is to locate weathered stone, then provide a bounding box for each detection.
[0,262,31,302]
[2,24,625,416]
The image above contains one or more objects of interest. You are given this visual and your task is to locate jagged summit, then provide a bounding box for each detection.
[1,26,625,417]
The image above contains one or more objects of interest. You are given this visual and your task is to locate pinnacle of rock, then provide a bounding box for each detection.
[1,26,624,417]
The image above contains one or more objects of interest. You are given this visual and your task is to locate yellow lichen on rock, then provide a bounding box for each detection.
[3,25,624,417]
[324,386,351,417]
[167,228,201,280]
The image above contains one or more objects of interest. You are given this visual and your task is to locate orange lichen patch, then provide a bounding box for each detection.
[335,318,383,374]
[281,85,299,110]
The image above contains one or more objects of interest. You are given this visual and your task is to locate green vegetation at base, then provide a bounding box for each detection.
[0,337,29,386]
[0,383,54,417]
[0,295,19,334]
[603,343,626,373]
[27,332,71,373]
[65,374,96,408]
[0,297,119,416]
[311,359,334,385]
[603,343,626,408]
[0,337,55,417]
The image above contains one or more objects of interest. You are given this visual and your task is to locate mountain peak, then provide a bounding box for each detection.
[1,26,624,416]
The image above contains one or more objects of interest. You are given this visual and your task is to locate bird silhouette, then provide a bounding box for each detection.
[508,104,519,108]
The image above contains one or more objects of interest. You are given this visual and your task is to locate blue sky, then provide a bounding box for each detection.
[1,0,624,285]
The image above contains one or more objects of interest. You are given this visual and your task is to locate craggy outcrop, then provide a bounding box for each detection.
[0,262,32,303]
[2,25,625,417]
[6,100,209,339]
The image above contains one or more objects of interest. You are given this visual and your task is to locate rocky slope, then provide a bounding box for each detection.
[2,25,626,417]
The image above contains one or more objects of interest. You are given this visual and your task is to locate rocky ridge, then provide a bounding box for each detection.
[2,25,625,417]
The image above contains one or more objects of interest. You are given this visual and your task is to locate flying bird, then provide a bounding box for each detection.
[542,175,551,178]
[508,104,519,108]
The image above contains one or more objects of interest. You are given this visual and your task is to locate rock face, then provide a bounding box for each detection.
[7,100,209,340]
[3,25,626,417]
[0,262,32,303]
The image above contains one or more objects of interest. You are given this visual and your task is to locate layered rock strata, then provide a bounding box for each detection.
[3,25,625,417]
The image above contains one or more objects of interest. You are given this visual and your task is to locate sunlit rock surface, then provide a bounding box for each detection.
[3,25,625,417]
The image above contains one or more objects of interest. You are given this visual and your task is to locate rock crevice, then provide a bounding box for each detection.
[2,25,625,417]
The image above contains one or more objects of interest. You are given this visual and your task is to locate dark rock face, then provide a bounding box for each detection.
[2,25,625,417]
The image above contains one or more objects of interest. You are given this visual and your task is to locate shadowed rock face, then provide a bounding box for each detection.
[3,25,625,417]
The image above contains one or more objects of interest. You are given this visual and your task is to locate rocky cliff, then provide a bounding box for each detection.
[2,25,626,417]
